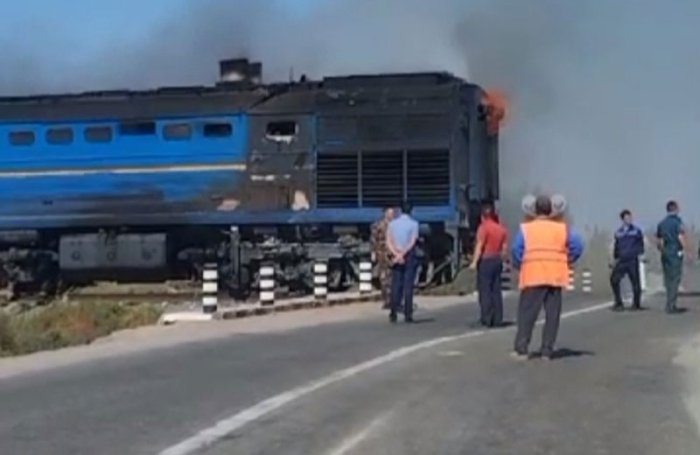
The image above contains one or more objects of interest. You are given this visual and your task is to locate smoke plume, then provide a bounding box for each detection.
[2,0,700,229]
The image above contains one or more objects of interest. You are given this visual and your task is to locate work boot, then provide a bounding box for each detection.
[510,351,529,361]
[611,303,624,312]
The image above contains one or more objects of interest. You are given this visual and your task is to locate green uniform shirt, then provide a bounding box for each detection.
[656,214,684,258]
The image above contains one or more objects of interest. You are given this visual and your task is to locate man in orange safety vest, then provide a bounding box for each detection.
[510,195,584,360]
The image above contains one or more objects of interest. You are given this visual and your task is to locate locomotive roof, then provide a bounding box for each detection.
[0,71,475,122]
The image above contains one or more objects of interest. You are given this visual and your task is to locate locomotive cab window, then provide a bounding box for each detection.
[9,131,35,146]
[46,128,74,145]
[265,121,297,143]
[84,126,113,143]
[163,123,192,141]
[119,121,156,136]
[203,122,233,138]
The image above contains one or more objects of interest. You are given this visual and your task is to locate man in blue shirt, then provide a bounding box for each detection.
[385,201,420,323]
[610,209,645,311]
[656,200,686,314]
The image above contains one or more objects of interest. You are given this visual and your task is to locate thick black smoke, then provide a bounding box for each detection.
[3,0,700,229]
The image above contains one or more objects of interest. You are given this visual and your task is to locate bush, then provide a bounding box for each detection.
[0,301,162,357]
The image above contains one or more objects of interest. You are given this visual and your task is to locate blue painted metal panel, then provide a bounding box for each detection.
[0,170,243,215]
[0,115,248,170]
[0,206,457,229]
[0,109,459,230]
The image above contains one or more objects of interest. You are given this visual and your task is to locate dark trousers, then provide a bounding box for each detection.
[390,252,418,320]
[514,286,562,356]
[662,255,683,312]
[477,256,504,326]
[610,258,641,308]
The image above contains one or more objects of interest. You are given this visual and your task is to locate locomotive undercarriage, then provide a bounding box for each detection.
[0,223,460,301]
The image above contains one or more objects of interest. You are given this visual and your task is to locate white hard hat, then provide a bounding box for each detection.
[551,194,567,216]
[521,194,536,217]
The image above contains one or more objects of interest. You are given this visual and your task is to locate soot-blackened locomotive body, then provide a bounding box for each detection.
[0,59,500,298]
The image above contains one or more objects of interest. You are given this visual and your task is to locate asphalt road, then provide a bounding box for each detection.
[0,291,698,455]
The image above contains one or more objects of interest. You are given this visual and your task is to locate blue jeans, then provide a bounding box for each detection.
[390,251,418,320]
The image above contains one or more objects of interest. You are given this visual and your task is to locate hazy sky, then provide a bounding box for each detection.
[2,0,699,231]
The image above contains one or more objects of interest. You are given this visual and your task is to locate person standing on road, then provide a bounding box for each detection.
[610,209,645,312]
[371,206,395,309]
[656,200,687,314]
[511,195,584,360]
[469,203,509,328]
[386,201,419,324]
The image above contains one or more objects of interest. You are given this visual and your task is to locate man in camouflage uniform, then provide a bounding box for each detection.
[371,206,395,309]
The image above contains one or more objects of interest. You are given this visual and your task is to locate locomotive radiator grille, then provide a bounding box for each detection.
[360,151,403,207]
[315,153,359,207]
[316,149,450,208]
[406,149,450,206]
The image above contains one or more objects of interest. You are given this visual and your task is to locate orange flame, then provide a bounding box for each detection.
[481,89,509,136]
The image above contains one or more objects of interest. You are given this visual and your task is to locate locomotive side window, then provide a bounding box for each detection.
[265,121,297,141]
[46,128,74,145]
[9,131,35,146]
[203,122,233,138]
[163,123,192,141]
[84,126,113,143]
[119,121,156,136]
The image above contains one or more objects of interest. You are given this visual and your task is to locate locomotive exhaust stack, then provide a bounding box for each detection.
[218,58,263,85]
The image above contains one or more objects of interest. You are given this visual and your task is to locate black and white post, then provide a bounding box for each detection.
[582,268,592,293]
[501,263,512,291]
[314,262,328,300]
[202,263,218,314]
[259,264,275,306]
[567,268,576,292]
[359,260,373,295]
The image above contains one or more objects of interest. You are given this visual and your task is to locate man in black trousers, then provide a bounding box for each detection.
[610,209,645,311]
[469,204,508,327]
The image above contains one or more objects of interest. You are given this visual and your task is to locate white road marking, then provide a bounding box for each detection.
[326,412,392,455]
[158,300,613,455]
[437,350,465,357]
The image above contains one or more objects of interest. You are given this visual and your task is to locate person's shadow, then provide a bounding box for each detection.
[534,348,595,360]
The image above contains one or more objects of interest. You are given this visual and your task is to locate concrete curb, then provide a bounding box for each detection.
[160,312,215,325]
[158,292,382,325]
[219,292,381,320]
[158,289,526,325]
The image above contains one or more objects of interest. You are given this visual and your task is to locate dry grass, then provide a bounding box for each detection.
[0,301,163,357]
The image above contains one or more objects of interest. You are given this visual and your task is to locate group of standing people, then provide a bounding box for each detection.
[370,202,420,323]
[371,195,690,360]
[468,194,585,360]
[610,200,687,314]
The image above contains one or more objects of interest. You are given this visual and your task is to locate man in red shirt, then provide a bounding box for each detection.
[469,204,509,327]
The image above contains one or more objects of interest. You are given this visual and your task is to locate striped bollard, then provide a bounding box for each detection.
[259,264,275,305]
[567,268,576,291]
[202,263,218,314]
[581,268,592,293]
[501,264,512,291]
[314,262,328,300]
[359,260,373,294]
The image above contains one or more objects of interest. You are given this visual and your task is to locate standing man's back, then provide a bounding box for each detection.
[511,195,584,360]
[386,202,420,323]
[470,204,509,327]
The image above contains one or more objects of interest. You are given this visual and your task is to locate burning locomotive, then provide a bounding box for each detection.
[0,58,501,299]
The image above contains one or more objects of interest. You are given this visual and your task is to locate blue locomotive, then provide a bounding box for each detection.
[0,58,500,298]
